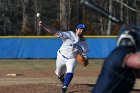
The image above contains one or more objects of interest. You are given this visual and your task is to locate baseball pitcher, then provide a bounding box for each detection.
[39,21,89,93]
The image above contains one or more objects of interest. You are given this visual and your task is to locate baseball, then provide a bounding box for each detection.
[36,13,40,17]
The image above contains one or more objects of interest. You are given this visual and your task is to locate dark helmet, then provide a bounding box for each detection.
[117,24,140,51]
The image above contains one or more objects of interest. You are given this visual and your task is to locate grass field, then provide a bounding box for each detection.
[0,59,139,93]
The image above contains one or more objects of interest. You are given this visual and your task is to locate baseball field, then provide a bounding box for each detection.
[0,59,139,93]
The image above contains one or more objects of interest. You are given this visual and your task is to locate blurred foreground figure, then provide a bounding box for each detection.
[92,25,140,93]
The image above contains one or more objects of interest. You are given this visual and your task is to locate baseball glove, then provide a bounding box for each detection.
[76,53,88,66]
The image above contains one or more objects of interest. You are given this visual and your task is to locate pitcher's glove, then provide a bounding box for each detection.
[76,53,88,67]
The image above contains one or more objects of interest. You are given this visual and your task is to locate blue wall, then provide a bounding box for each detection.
[87,38,117,58]
[0,37,117,59]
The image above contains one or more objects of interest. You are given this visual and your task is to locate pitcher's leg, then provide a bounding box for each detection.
[61,59,77,93]
[55,54,66,77]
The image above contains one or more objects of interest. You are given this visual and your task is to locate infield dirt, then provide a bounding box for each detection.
[0,59,139,93]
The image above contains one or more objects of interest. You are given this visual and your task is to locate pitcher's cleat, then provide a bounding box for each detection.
[61,86,67,93]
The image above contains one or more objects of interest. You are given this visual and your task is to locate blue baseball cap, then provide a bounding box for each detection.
[76,24,86,30]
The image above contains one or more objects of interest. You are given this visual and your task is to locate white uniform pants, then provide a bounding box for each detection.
[55,52,77,77]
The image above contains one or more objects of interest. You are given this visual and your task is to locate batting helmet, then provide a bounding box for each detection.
[76,24,86,31]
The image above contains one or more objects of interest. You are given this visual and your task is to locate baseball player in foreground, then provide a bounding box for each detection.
[92,25,140,93]
[39,21,89,93]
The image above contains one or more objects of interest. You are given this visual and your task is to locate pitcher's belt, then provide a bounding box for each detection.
[59,50,71,59]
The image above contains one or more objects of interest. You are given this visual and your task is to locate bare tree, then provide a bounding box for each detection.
[21,0,36,35]
[60,0,67,30]
[107,0,113,35]
[120,0,123,21]
[60,0,72,30]
[99,18,104,35]
[67,0,71,30]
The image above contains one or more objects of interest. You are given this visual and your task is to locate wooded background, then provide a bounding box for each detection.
[0,0,140,36]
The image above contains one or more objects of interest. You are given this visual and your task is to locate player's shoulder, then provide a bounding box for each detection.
[66,31,75,34]
[59,30,73,35]
[65,31,76,36]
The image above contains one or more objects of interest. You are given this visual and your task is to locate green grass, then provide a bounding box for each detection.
[0,59,56,70]
[0,59,104,70]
